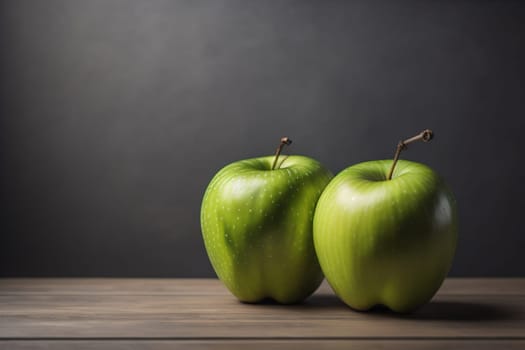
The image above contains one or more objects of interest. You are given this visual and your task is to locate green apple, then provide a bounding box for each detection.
[313,130,457,313]
[201,139,333,304]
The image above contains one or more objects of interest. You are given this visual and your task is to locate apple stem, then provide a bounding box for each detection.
[271,137,292,170]
[387,129,433,180]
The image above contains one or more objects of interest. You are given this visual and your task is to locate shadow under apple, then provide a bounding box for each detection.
[241,293,519,322]
[396,300,520,322]
[302,295,519,322]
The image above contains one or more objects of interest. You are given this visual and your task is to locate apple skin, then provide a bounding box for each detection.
[313,159,457,313]
[201,155,333,304]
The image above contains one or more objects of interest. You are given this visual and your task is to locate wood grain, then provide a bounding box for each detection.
[1,340,524,350]
[0,278,523,349]
[1,278,523,295]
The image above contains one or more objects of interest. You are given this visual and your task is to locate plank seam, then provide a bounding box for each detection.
[0,337,524,341]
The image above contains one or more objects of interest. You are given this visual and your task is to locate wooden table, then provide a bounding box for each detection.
[0,278,524,349]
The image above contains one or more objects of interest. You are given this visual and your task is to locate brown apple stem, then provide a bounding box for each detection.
[271,137,292,170]
[387,129,433,180]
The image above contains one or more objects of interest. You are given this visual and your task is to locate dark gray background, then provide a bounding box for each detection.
[1,0,524,277]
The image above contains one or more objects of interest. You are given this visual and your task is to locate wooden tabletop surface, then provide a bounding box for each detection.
[0,278,523,349]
